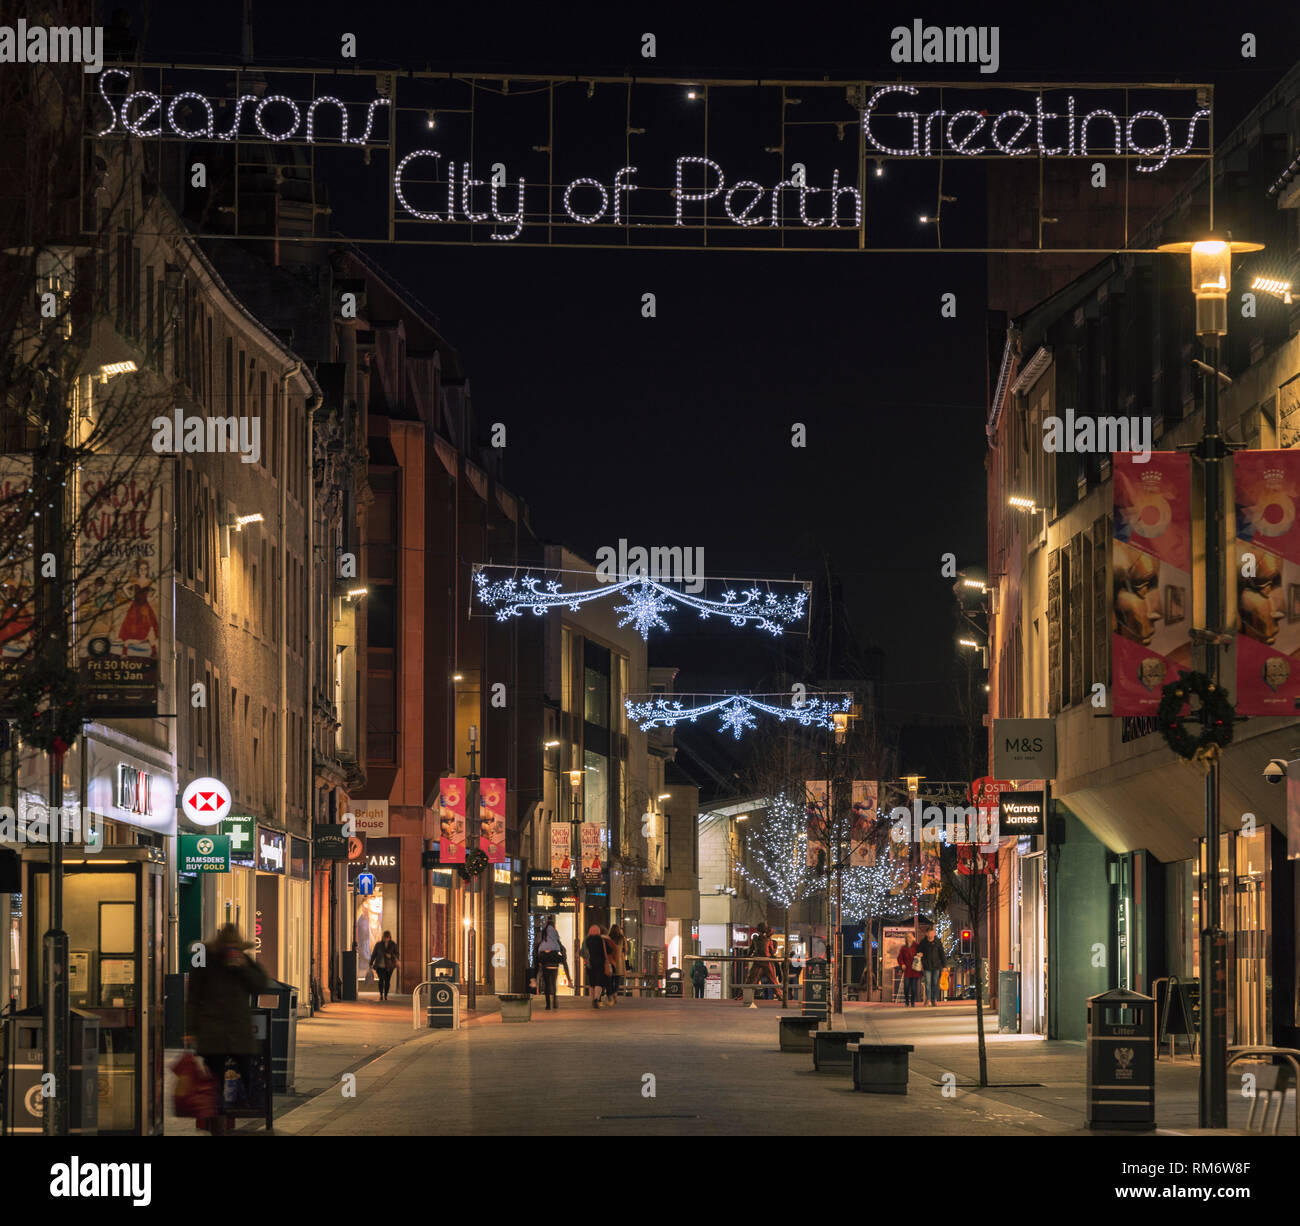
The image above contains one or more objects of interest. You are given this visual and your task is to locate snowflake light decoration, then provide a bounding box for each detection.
[624,692,851,740]
[473,568,809,641]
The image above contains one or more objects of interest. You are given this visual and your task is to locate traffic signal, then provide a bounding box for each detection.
[960,929,973,956]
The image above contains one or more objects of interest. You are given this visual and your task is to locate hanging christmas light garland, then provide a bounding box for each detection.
[472,568,810,640]
[624,692,851,739]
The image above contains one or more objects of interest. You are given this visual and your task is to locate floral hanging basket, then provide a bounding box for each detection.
[1157,670,1234,763]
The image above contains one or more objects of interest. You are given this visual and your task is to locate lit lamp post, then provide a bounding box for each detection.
[903,774,924,950]
[830,710,849,1015]
[466,724,479,1012]
[1156,231,1262,1130]
[569,767,583,994]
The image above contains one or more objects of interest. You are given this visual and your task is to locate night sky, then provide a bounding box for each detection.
[130,1,1300,718]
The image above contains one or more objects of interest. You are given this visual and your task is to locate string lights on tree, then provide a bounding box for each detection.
[472,568,810,640]
[733,793,822,911]
[624,692,851,740]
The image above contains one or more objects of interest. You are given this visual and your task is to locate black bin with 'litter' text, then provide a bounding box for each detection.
[1085,987,1155,1130]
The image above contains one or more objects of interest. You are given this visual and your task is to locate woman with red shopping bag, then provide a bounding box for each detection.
[183,923,269,1134]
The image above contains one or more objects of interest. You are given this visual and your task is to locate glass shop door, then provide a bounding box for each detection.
[24,848,165,1135]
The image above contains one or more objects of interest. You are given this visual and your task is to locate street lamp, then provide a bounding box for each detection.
[959,637,989,669]
[1157,228,1263,1131]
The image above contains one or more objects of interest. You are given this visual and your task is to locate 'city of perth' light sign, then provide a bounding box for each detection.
[92,70,1211,247]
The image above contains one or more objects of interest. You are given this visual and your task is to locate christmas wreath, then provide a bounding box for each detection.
[458,848,489,881]
[1158,670,1234,763]
[12,660,84,755]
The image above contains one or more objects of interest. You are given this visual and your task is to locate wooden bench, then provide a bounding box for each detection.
[846,1042,915,1093]
[779,1016,820,1052]
[812,1029,864,1072]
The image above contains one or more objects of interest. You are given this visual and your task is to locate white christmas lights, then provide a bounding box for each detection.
[254,95,301,142]
[472,569,809,640]
[95,70,391,145]
[862,84,1210,170]
[624,692,852,739]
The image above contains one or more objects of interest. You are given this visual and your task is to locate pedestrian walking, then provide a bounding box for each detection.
[607,924,626,1005]
[918,924,946,1007]
[897,932,923,1007]
[690,958,708,998]
[184,923,269,1135]
[370,930,400,1001]
[535,916,565,1010]
[582,923,613,1008]
[759,926,781,1001]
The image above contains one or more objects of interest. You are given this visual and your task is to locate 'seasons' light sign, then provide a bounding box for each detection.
[91,70,1212,252]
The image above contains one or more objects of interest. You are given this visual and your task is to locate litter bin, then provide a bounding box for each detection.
[666,968,683,998]
[998,971,1020,1034]
[1086,987,1155,1130]
[802,957,829,1024]
[257,979,299,1094]
[4,1007,99,1135]
[429,958,460,981]
[427,979,460,1029]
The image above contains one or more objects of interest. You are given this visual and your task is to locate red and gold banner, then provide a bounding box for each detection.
[849,780,877,867]
[438,776,466,864]
[1112,452,1192,715]
[1235,450,1300,714]
[479,777,507,863]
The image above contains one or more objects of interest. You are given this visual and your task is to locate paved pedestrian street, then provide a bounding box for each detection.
[261,999,1264,1137]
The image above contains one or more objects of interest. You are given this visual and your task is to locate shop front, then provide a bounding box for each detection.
[10,734,174,1135]
[528,872,578,994]
[255,825,286,982]
[1194,824,1295,1048]
[352,836,400,994]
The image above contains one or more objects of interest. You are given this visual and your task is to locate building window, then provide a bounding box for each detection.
[584,640,610,728]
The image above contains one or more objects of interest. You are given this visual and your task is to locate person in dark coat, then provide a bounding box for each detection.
[918,925,946,1007]
[581,924,611,1008]
[897,932,923,1007]
[690,959,708,998]
[184,923,269,1134]
[370,930,400,1001]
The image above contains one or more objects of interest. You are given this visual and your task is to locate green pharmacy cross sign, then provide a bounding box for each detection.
[180,833,230,874]
[222,816,256,864]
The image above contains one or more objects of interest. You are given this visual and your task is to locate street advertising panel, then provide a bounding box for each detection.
[77,456,166,717]
[550,822,572,886]
[1112,452,1192,715]
[1235,449,1300,714]
[438,776,466,864]
[0,457,34,702]
[805,780,828,869]
[850,780,877,867]
[580,821,603,886]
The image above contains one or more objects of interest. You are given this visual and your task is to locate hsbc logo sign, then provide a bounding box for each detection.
[181,776,231,827]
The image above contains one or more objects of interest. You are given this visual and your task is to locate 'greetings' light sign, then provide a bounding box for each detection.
[93,72,1210,247]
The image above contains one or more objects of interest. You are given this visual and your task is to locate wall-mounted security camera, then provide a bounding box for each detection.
[1263,758,1288,785]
